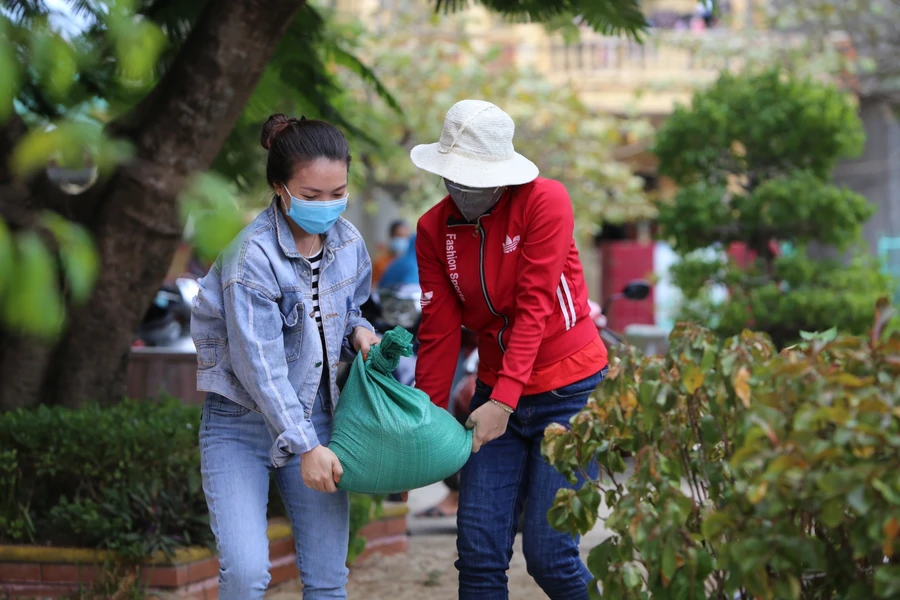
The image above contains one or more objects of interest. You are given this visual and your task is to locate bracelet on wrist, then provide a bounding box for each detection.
[490,399,514,414]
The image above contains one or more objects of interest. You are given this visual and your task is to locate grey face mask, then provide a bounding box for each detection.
[444,179,505,222]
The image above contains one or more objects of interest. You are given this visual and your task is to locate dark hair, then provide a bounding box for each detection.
[260,114,351,188]
[389,220,409,237]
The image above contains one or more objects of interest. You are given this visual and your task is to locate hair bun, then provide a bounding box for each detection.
[260,114,296,150]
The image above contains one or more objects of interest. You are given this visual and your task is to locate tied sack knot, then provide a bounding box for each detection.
[367,327,414,374]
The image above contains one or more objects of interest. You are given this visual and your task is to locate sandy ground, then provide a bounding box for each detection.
[266,482,614,600]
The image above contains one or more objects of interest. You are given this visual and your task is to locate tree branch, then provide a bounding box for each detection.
[109,0,307,197]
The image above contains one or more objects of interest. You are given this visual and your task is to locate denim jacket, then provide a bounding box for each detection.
[191,202,374,467]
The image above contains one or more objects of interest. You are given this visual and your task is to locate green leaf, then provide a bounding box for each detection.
[578,484,603,525]
[105,6,168,90]
[328,44,402,114]
[607,450,627,474]
[695,549,714,581]
[547,503,571,533]
[39,213,98,304]
[587,537,617,577]
[11,121,103,178]
[661,544,677,581]
[778,537,826,571]
[773,574,801,600]
[873,478,900,505]
[700,414,719,445]
[701,511,733,540]
[0,28,21,120]
[874,565,900,599]
[700,345,717,371]
[31,30,78,100]
[435,0,647,39]
[179,173,245,262]
[2,232,65,338]
[819,498,844,528]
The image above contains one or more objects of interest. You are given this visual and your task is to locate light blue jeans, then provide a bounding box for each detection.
[199,385,349,599]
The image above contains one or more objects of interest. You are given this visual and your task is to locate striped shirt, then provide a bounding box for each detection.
[309,245,332,407]
[310,248,324,333]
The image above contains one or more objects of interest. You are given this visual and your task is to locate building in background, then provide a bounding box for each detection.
[336,0,900,332]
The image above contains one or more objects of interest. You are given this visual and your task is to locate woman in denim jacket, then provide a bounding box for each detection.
[191,114,379,600]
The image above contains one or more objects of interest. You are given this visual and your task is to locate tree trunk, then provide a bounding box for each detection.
[0,0,306,410]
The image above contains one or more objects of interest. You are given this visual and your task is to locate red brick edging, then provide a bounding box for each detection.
[0,506,408,599]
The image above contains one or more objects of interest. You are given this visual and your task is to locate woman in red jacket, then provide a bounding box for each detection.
[411,99,609,600]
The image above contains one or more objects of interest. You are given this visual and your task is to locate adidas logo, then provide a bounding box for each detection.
[503,235,521,254]
[420,291,434,307]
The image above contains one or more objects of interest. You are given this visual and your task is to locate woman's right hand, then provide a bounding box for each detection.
[301,445,343,493]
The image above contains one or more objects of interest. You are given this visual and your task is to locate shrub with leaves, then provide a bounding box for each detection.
[544,301,900,599]
[0,399,210,560]
[348,493,384,565]
[654,68,897,347]
[0,398,383,565]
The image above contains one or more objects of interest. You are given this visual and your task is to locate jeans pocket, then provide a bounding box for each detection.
[549,367,607,400]
[470,379,492,411]
[207,397,252,418]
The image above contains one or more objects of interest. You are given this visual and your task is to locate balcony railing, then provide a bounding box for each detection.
[520,29,807,82]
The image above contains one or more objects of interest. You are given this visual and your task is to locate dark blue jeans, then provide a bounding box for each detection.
[456,367,606,600]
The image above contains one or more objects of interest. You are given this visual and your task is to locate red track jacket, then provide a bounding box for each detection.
[415,177,603,409]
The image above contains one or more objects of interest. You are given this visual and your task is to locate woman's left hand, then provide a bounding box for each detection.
[466,401,512,453]
[352,327,380,360]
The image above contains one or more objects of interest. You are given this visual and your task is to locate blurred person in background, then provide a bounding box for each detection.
[371,219,412,285]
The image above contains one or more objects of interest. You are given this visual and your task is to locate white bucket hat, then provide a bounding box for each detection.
[410,100,539,188]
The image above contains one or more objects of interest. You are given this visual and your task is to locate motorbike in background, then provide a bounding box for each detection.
[591,279,652,348]
[376,283,422,386]
[134,277,200,349]
[357,282,423,387]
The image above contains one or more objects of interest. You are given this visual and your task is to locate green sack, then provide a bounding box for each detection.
[329,327,472,494]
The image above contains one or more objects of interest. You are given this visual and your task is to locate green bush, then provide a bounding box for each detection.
[653,68,897,346]
[0,399,210,560]
[348,493,384,565]
[544,302,900,599]
[0,398,381,565]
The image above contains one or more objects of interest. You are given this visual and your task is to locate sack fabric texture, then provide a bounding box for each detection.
[329,327,473,494]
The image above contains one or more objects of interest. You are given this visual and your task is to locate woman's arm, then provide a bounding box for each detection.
[223,267,320,467]
[414,225,464,409]
[492,181,574,409]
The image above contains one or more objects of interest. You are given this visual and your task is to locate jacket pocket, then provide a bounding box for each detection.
[281,301,304,363]
[196,339,226,369]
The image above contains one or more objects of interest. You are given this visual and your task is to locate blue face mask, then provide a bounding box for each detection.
[389,237,410,256]
[281,192,348,234]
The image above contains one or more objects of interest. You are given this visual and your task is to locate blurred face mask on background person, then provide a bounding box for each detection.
[389,236,410,256]
[444,179,505,222]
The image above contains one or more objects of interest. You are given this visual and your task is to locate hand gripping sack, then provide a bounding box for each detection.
[329,327,472,494]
